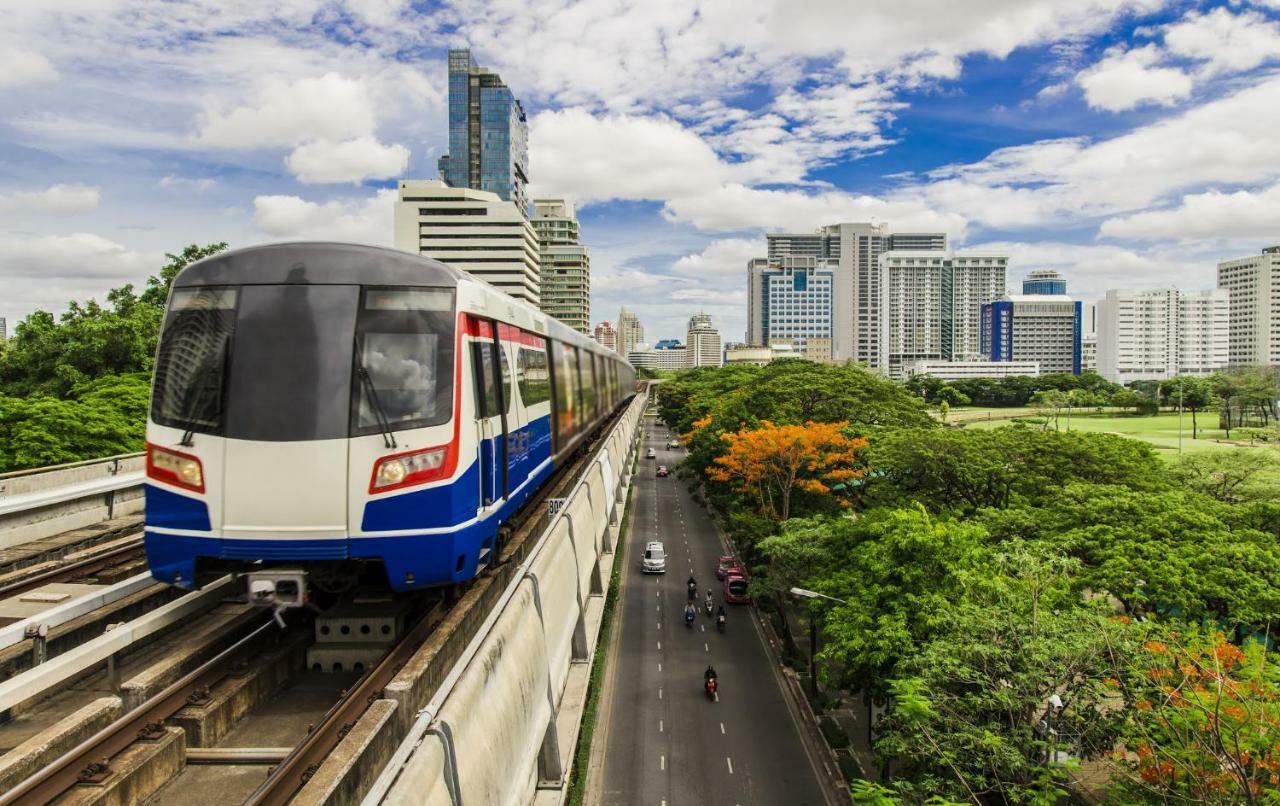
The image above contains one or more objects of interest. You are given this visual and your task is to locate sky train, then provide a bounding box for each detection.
[143,242,635,597]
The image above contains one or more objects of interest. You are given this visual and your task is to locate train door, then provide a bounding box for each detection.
[471,319,506,510]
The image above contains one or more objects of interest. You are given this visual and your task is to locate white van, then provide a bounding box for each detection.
[641,541,666,574]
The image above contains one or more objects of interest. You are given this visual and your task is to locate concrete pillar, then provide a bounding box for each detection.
[538,717,563,784]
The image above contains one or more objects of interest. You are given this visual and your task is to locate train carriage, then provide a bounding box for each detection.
[143,242,634,597]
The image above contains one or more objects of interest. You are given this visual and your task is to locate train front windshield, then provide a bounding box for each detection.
[152,285,455,442]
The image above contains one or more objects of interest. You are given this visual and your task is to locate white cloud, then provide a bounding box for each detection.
[528,108,734,203]
[967,240,1214,300]
[664,183,967,236]
[917,74,1280,228]
[285,137,410,184]
[197,72,378,148]
[1101,183,1280,240]
[1076,44,1192,111]
[158,175,217,192]
[0,233,157,280]
[1163,8,1280,76]
[0,184,101,214]
[671,239,763,277]
[0,49,57,87]
[252,189,396,245]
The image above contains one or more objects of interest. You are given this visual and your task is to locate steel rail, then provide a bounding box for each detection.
[0,614,275,806]
[0,535,146,600]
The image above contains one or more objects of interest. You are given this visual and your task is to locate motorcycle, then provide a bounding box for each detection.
[704,597,714,616]
[717,613,726,633]
[685,609,695,629]
[705,676,718,700]
[687,582,697,602]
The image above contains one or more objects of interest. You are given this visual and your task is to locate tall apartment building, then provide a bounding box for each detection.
[878,251,1008,379]
[617,307,644,357]
[593,321,616,351]
[1218,246,1280,367]
[763,224,946,365]
[531,199,589,333]
[0,317,6,341]
[745,257,833,353]
[686,312,723,368]
[393,179,540,304]
[1096,289,1229,383]
[982,296,1082,375]
[437,49,529,212]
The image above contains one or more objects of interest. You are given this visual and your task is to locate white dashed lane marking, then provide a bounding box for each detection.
[726,757,734,774]
[720,722,726,734]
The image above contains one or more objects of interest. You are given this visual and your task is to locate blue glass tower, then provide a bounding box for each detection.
[1022,269,1067,295]
[437,49,529,213]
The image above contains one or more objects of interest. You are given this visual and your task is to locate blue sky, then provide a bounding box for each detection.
[2,0,1280,343]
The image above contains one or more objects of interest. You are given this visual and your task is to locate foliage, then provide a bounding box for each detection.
[706,420,868,520]
[865,426,1166,513]
[906,372,1122,408]
[0,243,227,398]
[1109,628,1280,805]
[0,373,150,472]
[1160,376,1216,440]
[1171,449,1280,504]
[872,545,1143,805]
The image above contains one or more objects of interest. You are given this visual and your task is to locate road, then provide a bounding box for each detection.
[594,417,833,806]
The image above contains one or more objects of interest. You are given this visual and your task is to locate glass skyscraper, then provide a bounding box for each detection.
[438,49,529,213]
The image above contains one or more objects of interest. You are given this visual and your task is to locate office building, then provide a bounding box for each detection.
[532,199,589,333]
[617,307,644,357]
[0,317,6,341]
[393,179,540,304]
[879,251,1008,379]
[745,257,833,355]
[724,339,807,366]
[437,49,529,212]
[1218,246,1280,367]
[763,224,946,365]
[907,360,1040,381]
[1096,288,1229,383]
[593,321,616,351]
[982,295,1082,375]
[685,313,723,368]
[1022,269,1067,295]
[628,342,687,371]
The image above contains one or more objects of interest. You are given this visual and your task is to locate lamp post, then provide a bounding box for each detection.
[789,588,849,700]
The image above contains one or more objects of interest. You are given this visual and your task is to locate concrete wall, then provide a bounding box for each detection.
[365,391,647,806]
[0,454,145,549]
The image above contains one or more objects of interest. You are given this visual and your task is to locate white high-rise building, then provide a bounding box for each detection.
[764,224,946,365]
[686,312,723,368]
[1218,246,1280,367]
[878,251,1008,379]
[1096,288,1229,383]
[617,307,644,357]
[628,343,687,370]
[393,180,540,304]
[532,199,590,333]
[0,317,6,341]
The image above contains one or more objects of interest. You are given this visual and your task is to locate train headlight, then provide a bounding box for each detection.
[370,445,450,493]
[146,443,206,493]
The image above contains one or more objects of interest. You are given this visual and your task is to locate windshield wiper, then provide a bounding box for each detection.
[179,339,230,447]
[355,354,398,450]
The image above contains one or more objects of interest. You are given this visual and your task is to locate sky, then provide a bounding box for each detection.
[2,0,1280,344]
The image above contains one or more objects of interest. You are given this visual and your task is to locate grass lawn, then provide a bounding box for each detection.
[962,411,1275,460]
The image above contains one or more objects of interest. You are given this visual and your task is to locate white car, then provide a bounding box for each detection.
[646,448,656,459]
[641,541,666,574]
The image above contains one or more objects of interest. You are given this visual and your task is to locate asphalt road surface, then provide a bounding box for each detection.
[595,418,832,806]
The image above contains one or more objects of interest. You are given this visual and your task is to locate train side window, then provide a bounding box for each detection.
[517,341,550,405]
[498,343,512,413]
[557,342,578,438]
[573,347,590,428]
[473,342,499,418]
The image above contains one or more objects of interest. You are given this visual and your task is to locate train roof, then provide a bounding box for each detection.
[174,242,466,288]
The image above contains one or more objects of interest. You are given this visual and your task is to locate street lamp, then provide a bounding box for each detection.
[788,588,849,700]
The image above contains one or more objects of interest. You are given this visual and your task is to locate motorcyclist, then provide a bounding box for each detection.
[716,605,726,627]
[704,590,714,613]
[705,665,717,682]
[687,576,697,601]
[684,602,696,625]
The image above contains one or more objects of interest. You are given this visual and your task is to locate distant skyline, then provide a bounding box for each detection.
[2,1,1280,343]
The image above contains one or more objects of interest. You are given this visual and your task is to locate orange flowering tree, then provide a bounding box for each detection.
[1110,629,1280,804]
[706,420,868,521]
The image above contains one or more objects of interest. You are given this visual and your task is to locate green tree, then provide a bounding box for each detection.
[873,546,1142,804]
[1160,376,1216,440]
[1030,389,1067,431]
[1171,449,1280,504]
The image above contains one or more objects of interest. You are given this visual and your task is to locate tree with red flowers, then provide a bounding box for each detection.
[1110,629,1280,804]
[707,420,868,520]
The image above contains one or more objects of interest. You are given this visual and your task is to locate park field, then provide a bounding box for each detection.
[961,411,1265,459]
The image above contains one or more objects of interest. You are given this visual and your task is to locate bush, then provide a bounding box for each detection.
[1010,416,1047,425]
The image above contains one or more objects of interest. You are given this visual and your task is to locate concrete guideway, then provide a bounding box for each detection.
[592,418,835,806]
